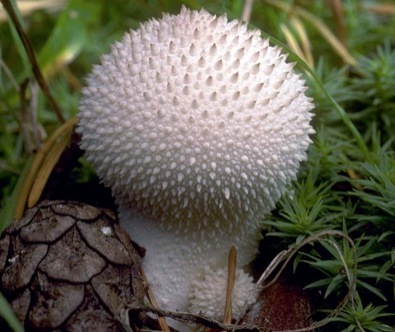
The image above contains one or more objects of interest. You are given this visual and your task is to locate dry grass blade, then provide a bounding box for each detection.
[27,122,75,208]
[280,24,309,68]
[328,0,346,46]
[264,0,357,66]
[0,0,66,21]
[223,246,237,326]
[363,4,395,15]
[14,117,78,218]
[0,0,65,123]
[242,0,254,23]
[291,17,314,68]
[140,269,170,332]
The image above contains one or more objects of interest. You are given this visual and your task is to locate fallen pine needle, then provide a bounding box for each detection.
[223,246,237,326]
[141,269,171,332]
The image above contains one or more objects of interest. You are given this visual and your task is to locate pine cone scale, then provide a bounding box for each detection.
[39,227,107,283]
[20,214,75,243]
[91,264,139,316]
[28,272,85,330]
[76,219,133,266]
[64,285,118,331]
[50,203,104,221]
[10,287,30,324]
[0,234,10,274]
[2,238,48,293]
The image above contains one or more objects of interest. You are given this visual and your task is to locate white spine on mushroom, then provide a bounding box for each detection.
[78,5,314,326]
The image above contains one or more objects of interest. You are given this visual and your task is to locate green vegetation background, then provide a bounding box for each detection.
[0,0,394,331]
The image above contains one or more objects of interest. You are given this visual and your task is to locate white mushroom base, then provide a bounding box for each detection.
[188,265,258,320]
[119,205,261,329]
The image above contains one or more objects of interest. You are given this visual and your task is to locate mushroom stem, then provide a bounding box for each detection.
[119,205,261,318]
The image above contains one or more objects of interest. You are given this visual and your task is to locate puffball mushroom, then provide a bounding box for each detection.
[78,5,314,326]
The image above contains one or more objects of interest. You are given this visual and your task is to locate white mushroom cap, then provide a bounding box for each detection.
[78,6,314,233]
[77,6,314,327]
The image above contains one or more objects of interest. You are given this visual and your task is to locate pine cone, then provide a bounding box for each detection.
[0,200,145,331]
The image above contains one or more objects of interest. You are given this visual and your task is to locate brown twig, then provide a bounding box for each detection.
[1,0,65,123]
[126,305,262,331]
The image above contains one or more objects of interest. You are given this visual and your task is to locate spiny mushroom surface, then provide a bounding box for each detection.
[78,6,314,327]
[188,266,257,321]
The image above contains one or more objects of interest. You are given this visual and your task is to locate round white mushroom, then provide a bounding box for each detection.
[78,5,315,329]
